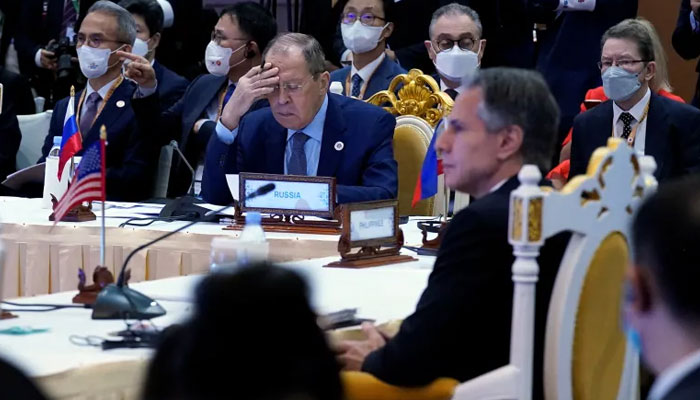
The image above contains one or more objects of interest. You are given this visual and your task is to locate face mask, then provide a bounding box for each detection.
[132,38,150,58]
[435,45,480,83]
[341,21,387,54]
[602,66,642,102]
[77,45,123,79]
[205,41,247,76]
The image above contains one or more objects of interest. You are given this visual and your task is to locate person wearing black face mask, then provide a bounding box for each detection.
[120,0,188,112]
[569,19,700,182]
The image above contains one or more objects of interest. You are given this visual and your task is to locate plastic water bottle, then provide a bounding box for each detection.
[237,212,269,264]
[48,136,62,158]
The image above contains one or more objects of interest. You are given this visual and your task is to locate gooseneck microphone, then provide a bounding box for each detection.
[169,140,196,196]
[91,183,276,320]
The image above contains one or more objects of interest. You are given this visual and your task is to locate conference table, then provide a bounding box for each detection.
[0,196,441,399]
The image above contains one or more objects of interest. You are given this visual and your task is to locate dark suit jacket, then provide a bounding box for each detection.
[570,92,700,181]
[202,93,398,205]
[0,67,36,116]
[39,80,157,201]
[330,56,406,99]
[661,363,700,400]
[672,0,700,106]
[0,104,21,182]
[0,357,48,400]
[15,0,63,74]
[153,60,189,113]
[362,176,567,399]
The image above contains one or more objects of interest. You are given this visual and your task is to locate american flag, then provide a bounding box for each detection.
[52,128,106,223]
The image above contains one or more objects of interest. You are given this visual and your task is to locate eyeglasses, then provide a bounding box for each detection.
[434,37,478,52]
[597,59,649,70]
[210,31,249,46]
[341,12,385,26]
[76,33,127,48]
[271,76,316,96]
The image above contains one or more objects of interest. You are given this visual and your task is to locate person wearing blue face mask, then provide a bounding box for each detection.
[625,175,700,400]
[329,0,406,100]
[569,19,700,182]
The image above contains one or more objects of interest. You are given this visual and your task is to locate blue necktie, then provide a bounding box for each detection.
[288,132,310,175]
[223,84,235,107]
[351,74,363,98]
[80,92,101,137]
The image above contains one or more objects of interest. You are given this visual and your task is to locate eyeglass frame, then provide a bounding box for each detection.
[210,30,250,46]
[431,36,480,53]
[597,59,651,71]
[76,33,130,48]
[270,74,320,97]
[341,11,386,26]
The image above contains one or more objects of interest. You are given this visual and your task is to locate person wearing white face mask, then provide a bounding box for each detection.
[329,0,406,100]
[569,19,700,183]
[120,0,188,112]
[425,3,486,100]
[37,1,160,201]
[125,2,278,199]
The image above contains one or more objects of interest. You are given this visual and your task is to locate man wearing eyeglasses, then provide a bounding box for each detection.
[425,3,485,100]
[569,20,700,181]
[329,0,405,100]
[37,1,158,201]
[125,2,277,198]
[206,33,397,205]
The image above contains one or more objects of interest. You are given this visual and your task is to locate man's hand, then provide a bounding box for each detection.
[117,51,157,89]
[40,49,57,70]
[219,63,279,131]
[692,0,700,18]
[335,322,387,371]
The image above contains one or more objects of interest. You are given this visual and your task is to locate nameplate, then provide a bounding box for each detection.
[239,173,336,218]
[343,200,399,248]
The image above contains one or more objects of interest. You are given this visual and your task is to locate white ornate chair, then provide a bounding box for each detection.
[16,111,53,170]
[452,137,657,400]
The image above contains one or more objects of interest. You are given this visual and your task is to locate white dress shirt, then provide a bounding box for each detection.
[648,348,700,400]
[350,52,385,95]
[440,80,464,95]
[612,87,651,155]
[80,76,121,120]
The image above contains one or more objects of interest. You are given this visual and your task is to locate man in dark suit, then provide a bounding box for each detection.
[425,3,486,100]
[672,0,700,107]
[0,67,37,116]
[330,0,405,100]
[120,0,188,112]
[128,2,277,197]
[336,68,566,398]
[210,33,397,205]
[625,176,700,400]
[570,19,700,181]
[39,1,157,201]
[0,102,21,182]
[529,0,638,147]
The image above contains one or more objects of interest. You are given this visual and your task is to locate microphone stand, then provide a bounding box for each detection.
[157,141,209,220]
[91,184,276,320]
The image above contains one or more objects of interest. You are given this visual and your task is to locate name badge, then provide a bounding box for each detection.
[239,173,336,218]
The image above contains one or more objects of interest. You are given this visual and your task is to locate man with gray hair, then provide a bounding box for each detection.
[38,1,158,201]
[337,68,568,399]
[207,32,398,204]
[425,3,486,100]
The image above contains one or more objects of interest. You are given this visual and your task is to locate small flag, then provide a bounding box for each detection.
[53,127,107,224]
[58,86,82,180]
[412,119,445,208]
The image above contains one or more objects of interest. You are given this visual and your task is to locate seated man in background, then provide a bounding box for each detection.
[39,1,158,201]
[128,2,277,198]
[672,0,700,107]
[208,33,398,205]
[336,68,567,399]
[330,0,406,100]
[570,19,700,181]
[625,176,700,400]
[142,263,343,400]
[425,3,486,100]
[119,0,189,112]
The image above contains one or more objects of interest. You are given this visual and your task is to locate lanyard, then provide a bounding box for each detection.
[612,99,650,147]
[216,84,230,123]
[76,76,124,133]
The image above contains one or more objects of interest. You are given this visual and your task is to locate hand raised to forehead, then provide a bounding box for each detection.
[219,63,280,131]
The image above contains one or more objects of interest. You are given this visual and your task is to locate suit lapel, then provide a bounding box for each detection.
[316,95,346,177]
[264,117,287,174]
[180,75,226,148]
[366,57,392,97]
[83,80,132,144]
[643,93,668,177]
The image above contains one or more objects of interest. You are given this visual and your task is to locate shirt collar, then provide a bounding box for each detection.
[440,79,464,94]
[489,178,508,193]
[648,347,700,400]
[613,86,651,123]
[351,52,385,83]
[85,76,120,100]
[286,94,328,143]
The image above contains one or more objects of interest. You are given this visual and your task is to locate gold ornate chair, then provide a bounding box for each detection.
[366,69,454,216]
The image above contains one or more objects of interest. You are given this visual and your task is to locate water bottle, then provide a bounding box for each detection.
[48,136,62,158]
[237,212,269,265]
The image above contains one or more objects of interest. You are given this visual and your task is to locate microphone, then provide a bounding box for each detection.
[91,184,276,320]
[170,140,195,196]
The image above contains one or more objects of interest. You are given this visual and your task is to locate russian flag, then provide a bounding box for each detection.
[412,119,445,208]
[58,94,82,180]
